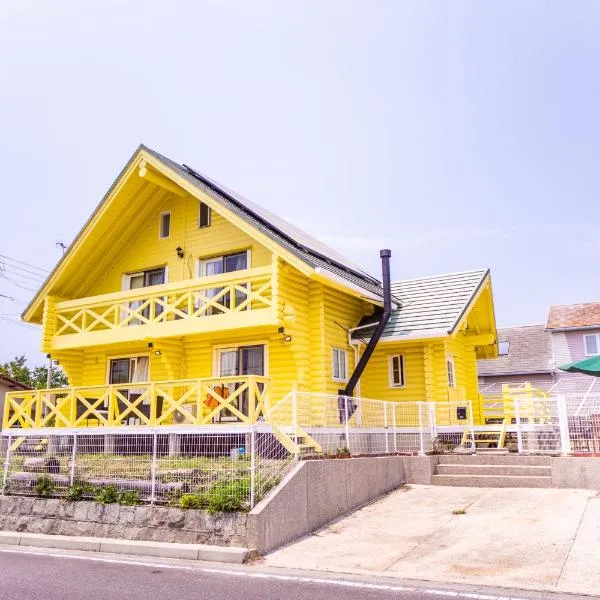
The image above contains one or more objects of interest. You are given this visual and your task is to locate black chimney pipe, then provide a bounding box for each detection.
[343,249,393,397]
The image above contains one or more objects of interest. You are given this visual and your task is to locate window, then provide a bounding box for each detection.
[388,355,405,387]
[159,212,171,239]
[199,251,249,314]
[447,356,456,389]
[498,340,510,356]
[332,348,348,382]
[199,202,211,228]
[123,267,166,322]
[584,334,600,356]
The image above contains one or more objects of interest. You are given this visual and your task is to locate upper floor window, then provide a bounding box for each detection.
[447,355,456,389]
[199,251,248,277]
[388,355,405,387]
[332,348,348,382]
[199,202,211,228]
[584,334,600,356]
[498,340,510,356]
[159,212,171,239]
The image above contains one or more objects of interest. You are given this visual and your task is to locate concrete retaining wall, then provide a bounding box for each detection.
[0,497,248,546]
[247,456,406,554]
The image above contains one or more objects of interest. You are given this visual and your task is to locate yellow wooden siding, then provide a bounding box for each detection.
[82,192,272,298]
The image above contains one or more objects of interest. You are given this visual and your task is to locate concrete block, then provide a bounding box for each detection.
[345,458,383,510]
[402,455,437,484]
[0,531,23,546]
[18,532,101,552]
[552,457,600,489]
[197,545,248,564]
[99,538,199,560]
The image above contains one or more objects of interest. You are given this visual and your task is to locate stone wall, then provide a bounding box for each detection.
[0,497,249,547]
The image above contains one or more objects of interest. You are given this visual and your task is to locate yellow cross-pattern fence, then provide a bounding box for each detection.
[53,266,274,336]
[3,376,270,430]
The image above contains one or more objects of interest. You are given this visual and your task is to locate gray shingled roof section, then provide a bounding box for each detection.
[354,269,489,340]
[142,146,384,299]
[477,324,554,376]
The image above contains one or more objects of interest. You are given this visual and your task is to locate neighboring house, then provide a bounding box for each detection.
[478,303,600,395]
[0,374,30,429]
[6,145,498,433]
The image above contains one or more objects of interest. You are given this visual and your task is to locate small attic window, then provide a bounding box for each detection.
[498,340,510,356]
[159,212,171,239]
[199,203,211,228]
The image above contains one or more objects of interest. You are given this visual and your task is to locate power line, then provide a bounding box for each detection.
[0,274,36,292]
[0,254,49,274]
[0,260,47,279]
[0,267,44,283]
[0,316,39,330]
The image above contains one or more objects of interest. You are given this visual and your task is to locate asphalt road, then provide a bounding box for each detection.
[0,548,591,600]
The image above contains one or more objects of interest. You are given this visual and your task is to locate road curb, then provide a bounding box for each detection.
[0,531,249,564]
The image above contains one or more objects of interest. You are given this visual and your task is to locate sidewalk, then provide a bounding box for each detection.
[263,485,600,597]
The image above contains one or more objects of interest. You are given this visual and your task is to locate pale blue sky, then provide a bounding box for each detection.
[0,1,598,364]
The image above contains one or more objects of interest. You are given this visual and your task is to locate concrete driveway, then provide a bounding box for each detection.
[264,485,600,597]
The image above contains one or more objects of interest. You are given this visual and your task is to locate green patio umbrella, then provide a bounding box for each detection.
[560,355,600,376]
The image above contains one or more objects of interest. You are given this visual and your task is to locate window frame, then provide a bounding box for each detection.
[199,202,212,228]
[197,250,250,278]
[584,333,600,356]
[158,211,171,239]
[498,340,510,356]
[446,355,456,389]
[388,354,405,388]
[332,348,349,383]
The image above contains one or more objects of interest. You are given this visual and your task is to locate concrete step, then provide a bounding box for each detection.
[437,454,552,466]
[436,464,552,476]
[431,474,552,488]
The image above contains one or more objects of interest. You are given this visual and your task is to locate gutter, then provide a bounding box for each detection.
[344,249,393,397]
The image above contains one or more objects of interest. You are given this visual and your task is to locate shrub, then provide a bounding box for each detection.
[179,493,206,510]
[94,486,119,504]
[204,477,250,513]
[66,481,94,502]
[35,474,55,498]
[117,490,142,506]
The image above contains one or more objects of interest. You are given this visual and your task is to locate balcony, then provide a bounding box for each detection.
[3,376,271,430]
[50,266,278,349]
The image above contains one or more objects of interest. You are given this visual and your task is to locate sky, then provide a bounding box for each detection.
[0,1,599,365]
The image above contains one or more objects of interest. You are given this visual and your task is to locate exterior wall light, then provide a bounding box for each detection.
[176,246,184,259]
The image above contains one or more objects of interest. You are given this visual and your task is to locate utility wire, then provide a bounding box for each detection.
[0,261,47,279]
[0,254,49,274]
[0,316,39,330]
[0,267,44,283]
[0,274,35,292]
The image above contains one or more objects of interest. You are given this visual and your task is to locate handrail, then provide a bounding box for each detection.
[56,265,273,310]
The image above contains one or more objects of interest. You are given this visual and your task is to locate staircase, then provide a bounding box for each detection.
[271,425,322,456]
[432,454,552,488]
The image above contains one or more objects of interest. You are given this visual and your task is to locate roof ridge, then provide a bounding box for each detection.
[391,268,487,286]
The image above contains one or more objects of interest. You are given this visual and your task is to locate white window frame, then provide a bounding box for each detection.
[197,250,251,278]
[388,354,405,388]
[584,334,600,356]
[199,202,212,228]
[498,340,510,356]
[446,355,456,389]
[332,348,348,383]
[158,211,171,239]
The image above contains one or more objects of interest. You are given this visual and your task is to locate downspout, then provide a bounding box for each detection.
[344,249,393,397]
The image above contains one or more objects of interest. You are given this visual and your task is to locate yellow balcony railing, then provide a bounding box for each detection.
[50,266,277,348]
[3,376,270,430]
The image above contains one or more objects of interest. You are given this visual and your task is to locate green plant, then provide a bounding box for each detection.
[117,490,142,506]
[452,509,467,515]
[336,447,351,456]
[94,485,119,504]
[66,480,94,502]
[34,474,55,498]
[179,493,206,510]
[204,477,250,513]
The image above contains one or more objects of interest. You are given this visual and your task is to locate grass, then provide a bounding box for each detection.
[452,508,467,515]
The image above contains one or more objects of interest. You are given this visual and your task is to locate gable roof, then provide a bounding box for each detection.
[24,145,383,321]
[478,324,554,377]
[353,269,490,341]
[546,302,600,330]
[0,374,30,391]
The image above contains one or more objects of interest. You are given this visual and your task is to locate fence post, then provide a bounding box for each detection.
[468,401,476,453]
[69,433,78,486]
[2,435,12,495]
[150,432,158,505]
[515,398,524,454]
[292,387,299,461]
[384,402,389,454]
[418,402,425,456]
[250,426,256,509]
[344,396,351,453]
[557,395,571,455]
[392,403,397,453]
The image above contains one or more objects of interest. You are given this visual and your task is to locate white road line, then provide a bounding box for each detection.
[0,547,532,600]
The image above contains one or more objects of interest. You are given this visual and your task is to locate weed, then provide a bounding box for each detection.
[34,474,55,498]
[94,486,119,504]
[66,481,94,502]
[117,490,142,506]
[452,508,467,515]
[179,493,206,510]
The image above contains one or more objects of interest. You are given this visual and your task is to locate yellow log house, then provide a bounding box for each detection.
[4,145,498,432]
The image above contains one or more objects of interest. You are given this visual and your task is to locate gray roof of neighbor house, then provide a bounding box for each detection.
[143,146,384,299]
[478,324,554,376]
[353,269,489,340]
[0,374,30,391]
